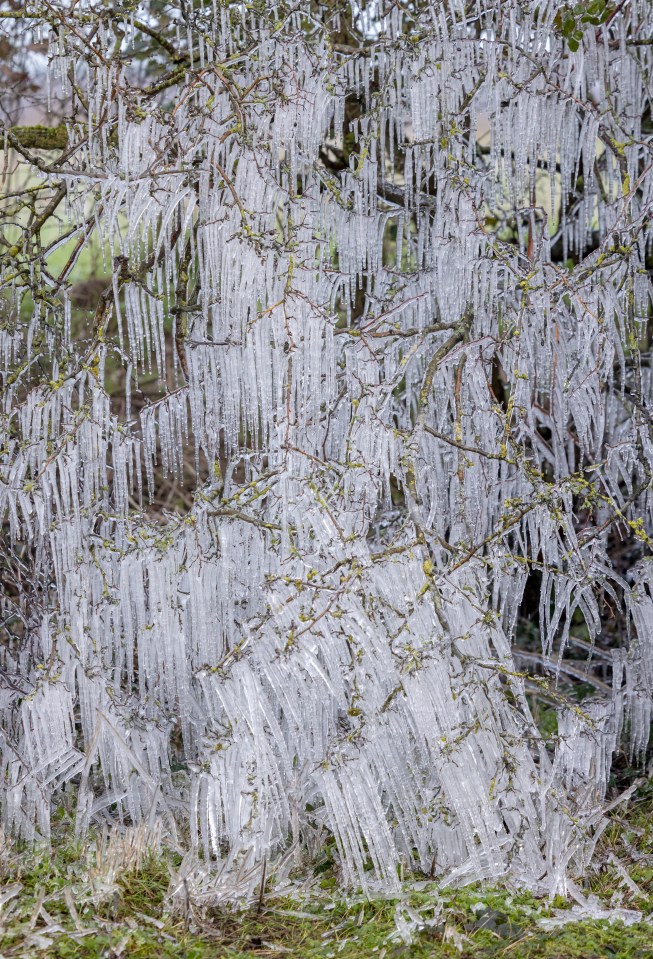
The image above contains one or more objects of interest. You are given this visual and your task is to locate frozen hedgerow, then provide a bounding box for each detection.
[1,0,653,896]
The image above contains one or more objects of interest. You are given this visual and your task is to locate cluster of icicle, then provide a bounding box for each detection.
[1,0,653,896]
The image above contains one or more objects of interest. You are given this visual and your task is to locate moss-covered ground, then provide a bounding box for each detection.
[1,783,653,959]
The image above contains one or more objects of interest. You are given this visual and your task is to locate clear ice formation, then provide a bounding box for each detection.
[1,1,652,895]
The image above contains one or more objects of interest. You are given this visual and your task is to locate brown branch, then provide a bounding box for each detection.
[422,426,510,463]
[132,18,187,63]
[2,184,67,259]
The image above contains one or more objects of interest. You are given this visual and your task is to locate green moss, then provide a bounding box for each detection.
[10,125,69,150]
[2,792,653,959]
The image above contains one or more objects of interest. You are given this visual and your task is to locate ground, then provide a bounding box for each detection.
[1,781,653,959]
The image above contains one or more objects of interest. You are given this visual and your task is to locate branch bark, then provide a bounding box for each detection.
[6,125,69,151]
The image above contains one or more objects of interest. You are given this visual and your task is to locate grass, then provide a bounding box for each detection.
[1,782,653,959]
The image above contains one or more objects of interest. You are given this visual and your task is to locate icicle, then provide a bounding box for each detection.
[2,0,653,900]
